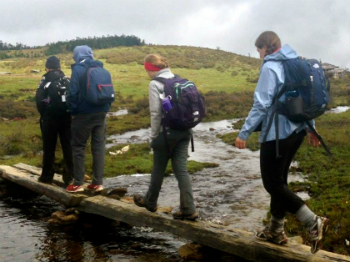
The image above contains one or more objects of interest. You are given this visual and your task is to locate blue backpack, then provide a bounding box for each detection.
[277,58,330,122]
[81,64,115,105]
[264,57,331,156]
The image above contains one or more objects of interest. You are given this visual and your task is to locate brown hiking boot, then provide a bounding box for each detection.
[172,211,199,221]
[256,227,288,245]
[133,194,157,212]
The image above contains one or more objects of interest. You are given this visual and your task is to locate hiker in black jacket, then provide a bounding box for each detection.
[35,56,74,186]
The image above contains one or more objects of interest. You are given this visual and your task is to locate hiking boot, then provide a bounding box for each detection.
[66,185,84,193]
[256,227,288,245]
[133,194,157,212]
[308,216,329,254]
[87,184,104,192]
[172,211,199,221]
[38,176,52,184]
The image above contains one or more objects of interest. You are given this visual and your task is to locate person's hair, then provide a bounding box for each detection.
[255,31,281,56]
[144,54,169,69]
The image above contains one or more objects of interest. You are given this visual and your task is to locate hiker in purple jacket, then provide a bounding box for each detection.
[235,31,328,254]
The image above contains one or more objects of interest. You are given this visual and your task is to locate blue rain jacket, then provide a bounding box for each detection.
[238,44,312,143]
[67,46,110,115]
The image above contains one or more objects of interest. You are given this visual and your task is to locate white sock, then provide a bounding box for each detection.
[296,204,317,229]
[269,216,285,233]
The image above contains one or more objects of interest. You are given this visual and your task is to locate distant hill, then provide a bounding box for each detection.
[45,34,144,55]
[97,45,261,70]
[0,34,145,59]
[0,44,261,73]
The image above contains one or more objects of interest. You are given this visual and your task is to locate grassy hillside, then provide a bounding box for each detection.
[1,45,350,254]
[0,45,261,179]
[0,45,261,98]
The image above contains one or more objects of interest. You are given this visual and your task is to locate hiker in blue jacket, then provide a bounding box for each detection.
[133,54,198,221]
[235,31,328,253]
[66,45,110,193]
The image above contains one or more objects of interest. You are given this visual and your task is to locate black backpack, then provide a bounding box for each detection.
[263,57,331,157]
[45,76,70,115]
[154,75,206,154]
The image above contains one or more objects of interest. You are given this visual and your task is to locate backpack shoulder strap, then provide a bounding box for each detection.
[154,75,181,83]
[153,75,181,94]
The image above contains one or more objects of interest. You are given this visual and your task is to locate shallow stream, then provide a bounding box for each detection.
[0,114,313,262]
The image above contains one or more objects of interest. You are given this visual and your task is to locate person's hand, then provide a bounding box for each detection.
[235,137,246,149]
[71,116,75,120]
[307,132,321,147]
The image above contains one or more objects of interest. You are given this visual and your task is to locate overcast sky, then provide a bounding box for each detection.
[0,0,349,68]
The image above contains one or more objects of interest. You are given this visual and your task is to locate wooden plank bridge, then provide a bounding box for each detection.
[0,163,349,262]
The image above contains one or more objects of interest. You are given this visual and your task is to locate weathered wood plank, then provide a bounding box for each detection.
[1,164,350,262]
[0,165,86,207]
[78,195,350,262]
[13,163,65,186]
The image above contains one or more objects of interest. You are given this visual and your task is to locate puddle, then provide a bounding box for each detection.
[326,106,350,114]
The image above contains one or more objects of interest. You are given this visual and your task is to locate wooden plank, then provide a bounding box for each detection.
[78,196,350,262]
[0,165,86,207]
[2,164,350,262]
[13,163,65,186]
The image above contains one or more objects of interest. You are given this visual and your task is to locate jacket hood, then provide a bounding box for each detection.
[73,45,94,63]
[264,44,298,61]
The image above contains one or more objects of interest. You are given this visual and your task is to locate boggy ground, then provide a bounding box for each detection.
[219,108,350,254]
[1,47,350,255]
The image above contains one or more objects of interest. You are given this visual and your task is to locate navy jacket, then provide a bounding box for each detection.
[67,58,111,115]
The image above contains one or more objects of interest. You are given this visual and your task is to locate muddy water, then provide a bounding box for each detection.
[0,191,185,262]
[0,117,309,262]
[106,119,308,230]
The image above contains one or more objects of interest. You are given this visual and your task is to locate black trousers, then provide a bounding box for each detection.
[260,130,306,219]
[40,114,74,185]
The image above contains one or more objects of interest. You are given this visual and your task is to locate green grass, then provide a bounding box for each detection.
[1,45,350,254]
[219,109,350,255]
[104,143,218,176]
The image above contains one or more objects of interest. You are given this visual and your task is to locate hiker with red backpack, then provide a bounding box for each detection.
[235,31,329,253]
[66,45,115,193]
[35,56,74,186]
[133,54,205,221]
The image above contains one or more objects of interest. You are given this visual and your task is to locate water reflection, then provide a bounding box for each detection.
[0,185,184,262]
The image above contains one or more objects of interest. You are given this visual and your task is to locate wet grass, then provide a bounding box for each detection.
[0,119,217,176]
[104,143,218,176]
[218,106,350,255]
[286,110,350,254]
[1,46,350,254]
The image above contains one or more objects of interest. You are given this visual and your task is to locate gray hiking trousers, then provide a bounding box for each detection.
[71,112,107,186]
[145,129,196,215]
